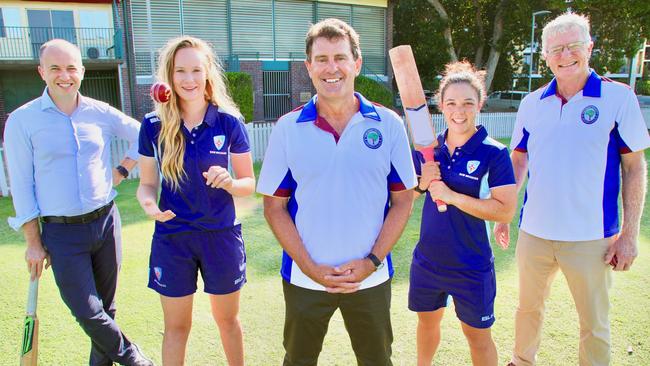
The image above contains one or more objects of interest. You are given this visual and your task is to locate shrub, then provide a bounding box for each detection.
[355,75,394,108]
[226,72,254,122]
[636,79,650,96]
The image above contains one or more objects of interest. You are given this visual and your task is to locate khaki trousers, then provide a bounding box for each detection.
[511,230,612,366]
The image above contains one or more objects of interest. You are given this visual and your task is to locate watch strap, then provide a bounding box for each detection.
[366,253,383,270]
[116,165,129,178]
[414,184,427,194]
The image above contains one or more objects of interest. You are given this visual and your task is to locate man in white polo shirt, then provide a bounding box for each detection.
[257,18,416,366]
[494,13,650,366]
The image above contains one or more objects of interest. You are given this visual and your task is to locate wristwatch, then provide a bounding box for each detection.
[414,184,428,194]
[115,165,129,178]
[414,178,427,194]
[366,253,384,271]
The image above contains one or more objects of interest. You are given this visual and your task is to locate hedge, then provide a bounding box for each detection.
[355,75,394,108]
[226,72,254,122]
[636,79,650,96]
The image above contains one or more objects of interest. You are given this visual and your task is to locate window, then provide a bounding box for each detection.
[1,7,22,38]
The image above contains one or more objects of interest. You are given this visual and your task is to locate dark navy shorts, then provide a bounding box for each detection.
[408,249,496,329]
[148,224,246,297]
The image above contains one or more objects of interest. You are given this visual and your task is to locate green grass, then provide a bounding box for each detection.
[1,157,649,365]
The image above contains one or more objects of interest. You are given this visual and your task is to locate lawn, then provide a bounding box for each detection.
[1,155,649,365]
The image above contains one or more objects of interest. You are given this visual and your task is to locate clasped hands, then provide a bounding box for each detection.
[305,258,376,294]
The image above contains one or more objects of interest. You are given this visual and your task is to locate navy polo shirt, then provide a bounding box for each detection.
[414,126,515,270]
[139,104,250,235]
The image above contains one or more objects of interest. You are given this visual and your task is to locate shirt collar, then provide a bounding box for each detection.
[437,125,488,154]
[296,92,381,123]
[540,69,601,100]
[40,87,87,112]
[203,103,219,127]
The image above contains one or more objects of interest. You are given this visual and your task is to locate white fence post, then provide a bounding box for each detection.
[5,111,599,196]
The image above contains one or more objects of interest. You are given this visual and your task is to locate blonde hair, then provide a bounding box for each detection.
[541,12,591,54]
[155,36,241,191]
[436,61,487,105]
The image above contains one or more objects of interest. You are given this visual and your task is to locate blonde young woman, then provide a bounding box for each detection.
[137,36,254,366]
[410,61,517,366]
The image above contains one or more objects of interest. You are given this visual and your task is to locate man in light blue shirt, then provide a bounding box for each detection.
[4,39,153,366]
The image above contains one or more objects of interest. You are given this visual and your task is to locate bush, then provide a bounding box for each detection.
[355,75,394,108]
[636,79,650,96]
[226,72,254,122]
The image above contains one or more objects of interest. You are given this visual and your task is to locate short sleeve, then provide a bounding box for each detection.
[615,90,650,153]
[257,120,294,197]
[138,117,156,157]
[488,148,516,188]
[510,101,529,152]
[388,115,417,191]
[227,116,251,154]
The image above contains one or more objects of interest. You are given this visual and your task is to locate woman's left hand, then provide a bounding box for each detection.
[202,166,233,191]
[428,180,456,205]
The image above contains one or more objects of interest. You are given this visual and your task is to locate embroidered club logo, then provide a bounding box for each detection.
[213,135,225,150]
[363,128,383,149]
[154,267,163,281]
[581,105,599,124]
[467,160,480,174]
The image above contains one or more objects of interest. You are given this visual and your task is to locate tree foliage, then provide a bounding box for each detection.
[393,0,649,91]
[355,75,394,108]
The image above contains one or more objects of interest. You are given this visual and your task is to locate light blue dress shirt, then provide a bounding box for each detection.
[4,88,140,231]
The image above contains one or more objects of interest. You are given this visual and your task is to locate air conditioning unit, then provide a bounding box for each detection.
[87,47,100,59]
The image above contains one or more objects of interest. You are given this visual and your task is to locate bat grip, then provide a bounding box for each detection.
[420,147,448,213]
[26,279,39,315]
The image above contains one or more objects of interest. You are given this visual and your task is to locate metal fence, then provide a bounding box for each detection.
[0,26,119,60]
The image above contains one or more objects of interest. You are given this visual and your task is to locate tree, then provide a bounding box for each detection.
[394,0,544,91]
[555,0,650,80]
[393,0,649,91]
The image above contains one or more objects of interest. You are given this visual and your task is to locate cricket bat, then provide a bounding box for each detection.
[389,45,447,212]
[20,279,39,366]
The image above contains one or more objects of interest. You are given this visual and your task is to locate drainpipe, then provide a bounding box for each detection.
[119,0,138,116]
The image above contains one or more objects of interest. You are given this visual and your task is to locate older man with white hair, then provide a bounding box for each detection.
[493,12,650,366]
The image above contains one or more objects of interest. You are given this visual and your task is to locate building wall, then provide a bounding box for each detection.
[0,1,115,59]
[240,61,264,121]
[125,0,389,122]
[290,60,314,111]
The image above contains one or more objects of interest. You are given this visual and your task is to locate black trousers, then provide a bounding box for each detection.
[282,279,393,366]
[42,205,139,366]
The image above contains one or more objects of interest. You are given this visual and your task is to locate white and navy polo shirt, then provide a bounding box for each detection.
[512,70,650,241]
[414,126,515,270]
[257,92,417,291]
[139,103,250,235]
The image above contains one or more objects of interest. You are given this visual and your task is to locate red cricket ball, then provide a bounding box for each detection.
[150,82,171,104]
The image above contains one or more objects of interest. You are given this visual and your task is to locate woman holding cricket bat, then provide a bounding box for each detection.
[137,36,254,366]
[410,61,517,366]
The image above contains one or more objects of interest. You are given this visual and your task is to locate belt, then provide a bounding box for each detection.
[40,201,114,224]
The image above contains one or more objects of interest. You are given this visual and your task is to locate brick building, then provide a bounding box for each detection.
[0,0,394,134]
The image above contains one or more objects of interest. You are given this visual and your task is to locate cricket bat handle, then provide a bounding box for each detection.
[421,147,448,213]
